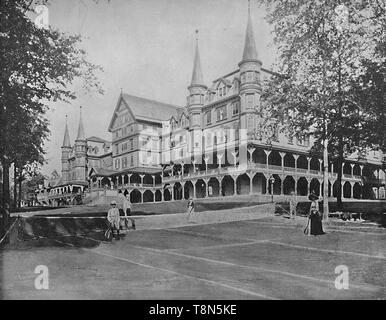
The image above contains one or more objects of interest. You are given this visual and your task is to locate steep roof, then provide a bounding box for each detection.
[190,35,206,87]
[62,116,71,147]
[76,106,86,141]
[121,94,183,122]
[240,6,259,63]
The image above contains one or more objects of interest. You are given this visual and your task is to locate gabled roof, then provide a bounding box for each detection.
[89,167,119,177]
[108,93,183,131]
[87,136,108,143]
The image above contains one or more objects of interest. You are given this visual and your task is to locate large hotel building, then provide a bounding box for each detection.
[37,6,386,206]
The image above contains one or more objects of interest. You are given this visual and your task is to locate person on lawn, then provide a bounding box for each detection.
[305,192,325,236]
[107,200,120,239]
[187,197,195,223]
[122,194,136,230]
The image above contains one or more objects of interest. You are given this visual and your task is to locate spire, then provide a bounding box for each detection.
[190,29,206,87]
[76,106,86,141]
[62,115,71,147]
[241,0,259,63]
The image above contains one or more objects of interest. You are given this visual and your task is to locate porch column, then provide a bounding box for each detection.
[294,179,298,196]
[360,165,364,177]
[350,163,354,176]
[306,179,310,196]
[171,183,175,201]
[171,165,174,176]
[219,176,223,196]
[247,147,256,164]
[121,175,125,187]
[128,174,132,185]
[280,175,284,195]
[350,181,354,199]
[279,152,286,172]
[217,154,223,170]
[193,181,197,199]
[318,159,323,174]
[264,150,271,169]
[205,179,209,198]
[293,155,299,172]
[307,157,311,173]
[140,191,143,203]
[140,174,145,187]
[233,175,237,196]
[182,182,185,200]
[249,173,253,195]
[152,175,155,187]
[265,175,270,195]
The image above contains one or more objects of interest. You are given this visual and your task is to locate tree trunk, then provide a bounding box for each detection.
[13,164,17,210]
[336,134,344,211]
[18,174,22,208]
[1,160,10,208]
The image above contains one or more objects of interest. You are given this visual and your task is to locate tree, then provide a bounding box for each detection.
[258,0,385,211]
[0,0,103,209]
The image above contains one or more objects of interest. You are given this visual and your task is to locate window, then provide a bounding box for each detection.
[113,144,118,154]
[217,107,227,121]
[122,142,127,151]
[232,102,240,115]
[129,138,134,149]
[115,158,120,170]
[206,111,211,124]
[246,94,254,108]
[122,157,127,168]
[130,155,134,166]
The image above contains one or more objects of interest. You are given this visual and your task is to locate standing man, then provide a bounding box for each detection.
[187,197,195,223]
[122,194,136,230]
[289,191,297,219]
[107,200,120,239]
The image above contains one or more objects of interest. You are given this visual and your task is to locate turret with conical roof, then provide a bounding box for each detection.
[187,30,207,130]
[61,115,72,182]
[74,106,87,181]
[238,0,262,119]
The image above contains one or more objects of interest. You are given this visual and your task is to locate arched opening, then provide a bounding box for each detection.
[208,177,219,197]
[252,148,266,164]
[343,181,352,198]
[131,173,141,185]
[297,177,308,196]
[353,183,362,199]
[284,154,295,168]
[252,173,266,194]
[174,182,183,200]
[236,174,250,195]
[310,158,319,171]
[283,176,295,195]
[163,187,172,201]
[310,178,320,196]
[155,190,162,202]
[271,174,281,195]
[143,174,153,186]
[123,174,129,184]
[343,163,352,175]
[143,190,154,202]
[130,189,142,203]
[221,175,234,196]
[155,175,162,185]
[333,181,340,198]
[195,179,206,198]
[297,156,308,170]
[101,177,110,188]
[353,164,361,176]
[268,151,281,167]
[184,181,194,199]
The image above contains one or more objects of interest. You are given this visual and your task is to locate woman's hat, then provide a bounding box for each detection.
[110,200,117,205]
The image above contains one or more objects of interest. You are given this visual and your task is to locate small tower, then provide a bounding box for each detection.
[61,115,72,182]
[238,0,262,121]
[74,106,87,181]
[187,30,207,130]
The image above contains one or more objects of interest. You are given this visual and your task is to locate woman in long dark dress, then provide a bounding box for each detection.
[307,193,325,236]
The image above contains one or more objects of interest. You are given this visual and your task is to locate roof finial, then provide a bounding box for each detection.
[248,0,251,15]
[195,29,199,44]
[62,114,71,147]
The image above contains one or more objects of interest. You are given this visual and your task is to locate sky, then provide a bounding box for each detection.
[39,0,277,176]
